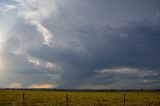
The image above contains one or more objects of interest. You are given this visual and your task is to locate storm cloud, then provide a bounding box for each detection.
[0,0,160,89]
[29,13,160,89]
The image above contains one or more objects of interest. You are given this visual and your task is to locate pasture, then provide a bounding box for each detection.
[0,90,159,106]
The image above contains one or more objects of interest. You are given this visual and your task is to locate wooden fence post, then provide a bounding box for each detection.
[22,93,25,106]
[66,94,69,106]
[12,97,16,106]
[148,103,151,106]
[122,94,126,106]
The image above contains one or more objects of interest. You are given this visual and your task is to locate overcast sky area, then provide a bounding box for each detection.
[0,0,160,89]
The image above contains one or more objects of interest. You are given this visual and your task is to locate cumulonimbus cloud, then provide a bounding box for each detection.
[1,0,160,89]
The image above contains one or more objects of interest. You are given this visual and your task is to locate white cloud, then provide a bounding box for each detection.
[28,57,40,66]
[97,67,157,77]
[27,56,56,69]
[46,62,56,69]
[143,79,157,83]
[16,0,56,46]
[0,4,17,15]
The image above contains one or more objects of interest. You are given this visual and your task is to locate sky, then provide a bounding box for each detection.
[0,0,160,89]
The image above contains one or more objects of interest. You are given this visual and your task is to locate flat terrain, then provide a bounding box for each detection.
[0,90,160,106]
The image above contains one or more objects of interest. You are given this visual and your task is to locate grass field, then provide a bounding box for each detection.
[0,90,159,106]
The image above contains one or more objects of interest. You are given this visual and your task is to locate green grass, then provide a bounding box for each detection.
[0,90,160,106]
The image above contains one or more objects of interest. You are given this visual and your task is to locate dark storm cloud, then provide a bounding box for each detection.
[29,14,160,88]
[52,0,160,27]
[1,0,160,89]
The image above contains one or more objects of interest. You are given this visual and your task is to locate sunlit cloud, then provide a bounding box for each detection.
[28,57,40,66]
[96,67,158,77]
[0,39,2,46]
[0,31,6,47]
[143,80,157,83]
[46,62,55,69]
[0,4,17,15]
[27,57,56,70]
[29,84,57,88]
[15,0,56,46]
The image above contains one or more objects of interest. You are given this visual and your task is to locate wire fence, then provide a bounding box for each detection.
[0,93,160,106]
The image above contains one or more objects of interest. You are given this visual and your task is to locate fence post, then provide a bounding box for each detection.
[148,103,151,106]
[122,94,126,106]
[66,94,69,106]
[12,97,16,106]
[22,93,25,106]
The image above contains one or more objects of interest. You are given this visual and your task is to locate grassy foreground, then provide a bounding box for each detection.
[0,90,160,106]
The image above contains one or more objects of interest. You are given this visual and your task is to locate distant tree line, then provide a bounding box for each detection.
[0,88,160,91]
